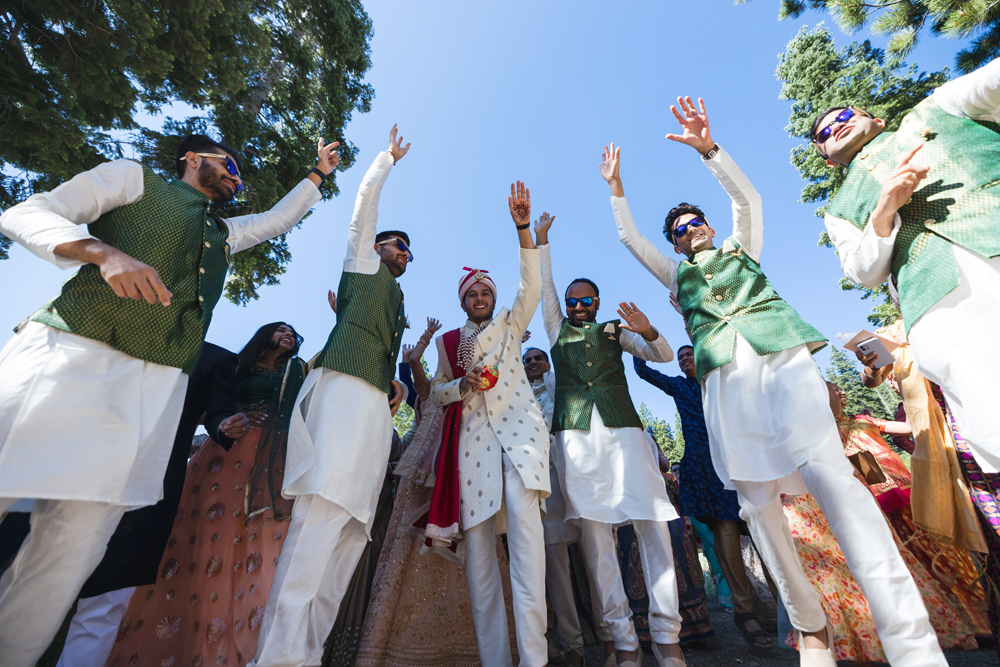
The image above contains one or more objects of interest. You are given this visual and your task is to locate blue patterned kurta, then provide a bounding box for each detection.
[633,358,742,521]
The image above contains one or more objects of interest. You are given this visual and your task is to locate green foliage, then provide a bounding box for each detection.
[0,1,374,303]
[824,346,894,419]
[744,0,1000,73]
[776,25,946,325]
[639,403,685,464]
[393,402,415,437]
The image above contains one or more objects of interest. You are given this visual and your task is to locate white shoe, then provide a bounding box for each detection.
[618,652,642,667]
[651,643,686,667]
[799,621,837,667]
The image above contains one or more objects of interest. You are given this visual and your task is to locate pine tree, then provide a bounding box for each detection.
[0,1,374,302]
[739,0,1000,73]
[639,403,685,464]
[774,25,948,326]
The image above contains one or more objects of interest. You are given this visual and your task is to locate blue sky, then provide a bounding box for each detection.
[0,2,971,426]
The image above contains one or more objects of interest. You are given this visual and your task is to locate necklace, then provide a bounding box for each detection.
[458,322,488,372]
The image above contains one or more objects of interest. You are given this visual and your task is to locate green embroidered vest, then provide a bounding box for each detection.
[676,236,826,380]
[550,319,643,433]
[315,263,406,394]
[29,165,230,375]
[826,99,1000,334]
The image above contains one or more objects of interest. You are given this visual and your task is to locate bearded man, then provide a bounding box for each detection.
[0,132,337,667]
[428,181,549,667]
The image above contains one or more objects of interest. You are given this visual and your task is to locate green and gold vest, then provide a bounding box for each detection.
[550,318,643,433]
[676,236,826,380]
[314,263,406,394]
[29,165,230,375]
[826,99,1000,334]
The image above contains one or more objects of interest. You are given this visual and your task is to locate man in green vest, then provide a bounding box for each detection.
[535,213,684,667]
[251,125,412,667]
[604,96,946,667]
[813,58,1000,487]
[0,133,339,667]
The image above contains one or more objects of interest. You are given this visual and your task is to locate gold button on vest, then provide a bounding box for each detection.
[705,273,713,280]
[198,296,204,303]
[585,343,591,348]
[199,268,205,274]
[204,242,211,248]
[724,315,732,321]
[587,362,592,367]
[715,294,723,301]
[587,381,593,386]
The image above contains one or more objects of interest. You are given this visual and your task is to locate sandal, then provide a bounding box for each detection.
[733,611,774,655]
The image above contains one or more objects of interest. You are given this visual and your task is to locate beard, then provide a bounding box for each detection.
[198,161,236,204]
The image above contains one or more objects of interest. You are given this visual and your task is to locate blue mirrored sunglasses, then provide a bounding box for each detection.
[182,152,243,191]
[565,296,595,308]
[671,217,707,240]
[376,237,414,262]
[814,108,855,144]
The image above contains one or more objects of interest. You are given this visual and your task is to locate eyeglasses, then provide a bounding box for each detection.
[180,153,243,191]
[671,217,707,240]
[376,237,414,262]
[565,296,595,308]
[814,108,856,145]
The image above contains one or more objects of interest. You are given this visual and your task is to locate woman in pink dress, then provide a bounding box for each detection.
[106,323,307,667]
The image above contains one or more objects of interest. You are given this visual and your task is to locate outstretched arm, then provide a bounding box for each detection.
[602,144,679,292]
[667,96,763,261]
[934,57,1000,121]
[633,357,678,396]
[617,302,673,362]
[535,212,565,347]
[225,137,336,254]
[508,181,541,333]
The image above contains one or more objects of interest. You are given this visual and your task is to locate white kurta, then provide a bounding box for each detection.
[533,372,579,545]
[281,151,398,526]
[429,247,550,531]
[0,161,321,506]
[824,60,1000,473]
[539,244,678,524]
[613,147,828,491]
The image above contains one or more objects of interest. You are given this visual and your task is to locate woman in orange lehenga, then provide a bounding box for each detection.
[351,320,518,666]
[106,323,307,667]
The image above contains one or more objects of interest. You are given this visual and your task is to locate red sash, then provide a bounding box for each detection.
[421,328,466,547]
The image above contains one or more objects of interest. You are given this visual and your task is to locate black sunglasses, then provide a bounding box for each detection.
[565,296,595,308]
[814,108,856,145]
[671,217,707,241]
[376,237,414,262]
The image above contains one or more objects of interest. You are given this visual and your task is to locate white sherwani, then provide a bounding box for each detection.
[429,246,549,667]
[825,59,1000,473]
[615,147,946,666]
[0,160,321,667]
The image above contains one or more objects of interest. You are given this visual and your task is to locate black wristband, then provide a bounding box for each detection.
[310,167,328,183]
[516,222,530,230]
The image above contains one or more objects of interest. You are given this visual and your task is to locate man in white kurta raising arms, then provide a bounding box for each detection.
[0,133,338,667]
[429,181,550,667]
[251,126,411,667]
[604,98,945,667]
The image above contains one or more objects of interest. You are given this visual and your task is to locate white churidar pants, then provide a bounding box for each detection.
[545,541,612,653]
[249,493,368,667]
[464,453,547,667]
[907,246,1000,473]
[732,440,947,667]
[577,518,681,651]
[55,587,135,667]
[0,498,127,667]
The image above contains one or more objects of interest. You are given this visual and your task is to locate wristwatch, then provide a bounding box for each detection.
[701,144,720,160]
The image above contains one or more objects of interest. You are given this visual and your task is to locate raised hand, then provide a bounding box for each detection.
[328,289,337,314]
[425,317,442,336]
[665,96,714,154]
[388,124,411,163]
[669,291,683,316]
[508,181,531,227]
[600,143,624,198]
[99,247,173,306]
[522,330,532,343]
[617,301,654,337]
[316,137,341,175]
[402,343,416,359]
[533,212,555,245]
[873,145,928,233]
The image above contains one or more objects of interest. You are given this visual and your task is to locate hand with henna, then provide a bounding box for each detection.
[508,180,536,249]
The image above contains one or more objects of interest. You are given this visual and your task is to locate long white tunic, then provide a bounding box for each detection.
[533,371,580,544]
[0,160,322,505]
[539,244,678,524]
[614,147,832,492]
[282,151,401,530]
[824,60,1000,472]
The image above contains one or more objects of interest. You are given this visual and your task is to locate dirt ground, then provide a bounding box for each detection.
[576,604,1000,666]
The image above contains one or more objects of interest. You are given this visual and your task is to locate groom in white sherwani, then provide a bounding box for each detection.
[429,181,550,667]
